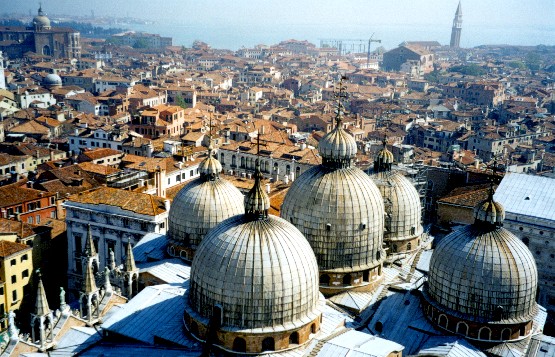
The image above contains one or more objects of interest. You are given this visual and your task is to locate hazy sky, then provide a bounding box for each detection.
[3,0,554,48]
[5,0,554,27]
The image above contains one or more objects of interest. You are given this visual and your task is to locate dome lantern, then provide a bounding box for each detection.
[244,137,269,220]
[374,135,394,174]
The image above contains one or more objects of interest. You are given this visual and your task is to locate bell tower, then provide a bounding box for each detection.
[450,1,462,48]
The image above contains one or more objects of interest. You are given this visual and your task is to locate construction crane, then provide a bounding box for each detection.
[366,33,382,69]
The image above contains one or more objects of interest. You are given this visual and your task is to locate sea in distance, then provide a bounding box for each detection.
[129,20,554,51]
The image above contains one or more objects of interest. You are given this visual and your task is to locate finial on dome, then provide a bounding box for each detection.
[374,133,394,173]
[199,115,222,180]
[334,76,348,128]
[474,158,505,226]
[244,135,269,220]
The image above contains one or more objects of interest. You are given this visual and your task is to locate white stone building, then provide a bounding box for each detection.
[63,186,169,298]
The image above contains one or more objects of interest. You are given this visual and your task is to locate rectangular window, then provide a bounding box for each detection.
[11,275,16,284]
[21,254,28,262]
[22,270,29,279]
[10,259,15,266]
[12,290,17,302]
[0,287,4,295]
[36,215,40,224]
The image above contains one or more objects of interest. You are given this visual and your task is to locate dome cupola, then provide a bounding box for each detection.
[185,145,322,354]
[423,184,539,342]
[167,137,244,261]
[33,5,51,31]
[281,76,386,296]
[372,136,422,257]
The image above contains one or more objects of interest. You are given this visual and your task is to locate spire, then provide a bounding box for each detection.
[199,115,222,180]
[374,134,394,174]
[318,76,358,169]
[244,136,270,220]
[455,1,462,16]
[124,239,137,272]
[83,224,96,257]
[38,2,44,15]
[83,261,97,294]
[34,271,50,317]
[474,158,505,226]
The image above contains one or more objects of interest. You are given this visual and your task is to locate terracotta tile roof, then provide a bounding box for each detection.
[78,162,121,176]
[80,148,123,160]
[0,240,31,258]
[0,185,54,208]
[438,184,492,208]
[0,218,49,239]
[67,187,167,216]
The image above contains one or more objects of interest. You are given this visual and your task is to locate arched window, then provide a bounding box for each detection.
[220,152,225,162]
[479,327,491,340]
[456,322,468,336]
[42,45,51,56]
[311,323,317,334]
[262,337,275,352]
[438,314,448,330]
[392,244,398,253]
[342,274,351,285]
[232,155,236,167]
[233,337,246,352]
[296,166,301,175]
[190,321,199,336]
[363,270,370,282]
[501,328,512,340]
[286,165,291,175]
[289,331,299,345]
[240,157,245,168]
[407,242,412,251]
[319,274,330,286]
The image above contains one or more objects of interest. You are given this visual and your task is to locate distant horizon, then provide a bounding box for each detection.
[2,0,553,51]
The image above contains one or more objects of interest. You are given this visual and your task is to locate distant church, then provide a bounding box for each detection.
[0,5,81,59]
[450,1,463,48]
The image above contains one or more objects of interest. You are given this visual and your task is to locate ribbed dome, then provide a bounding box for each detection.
[376,146,394,164]
[187,212,320,331]
[427,215,538,324]
[281,165,385,272]
[167,152,244,250]
[318,127,357,164]
[373,171,422,242]
[474,195,505,225]
[33,6,51,30]
[244,167,270,220]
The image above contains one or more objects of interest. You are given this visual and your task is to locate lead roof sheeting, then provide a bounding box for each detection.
[49,326,101,356]
[133,233,166,263]
[416,249,433,273]
[365,291,439,355]
[416,336,486,357]
[138,258,191,285]
[101,284,193,347]
[494,173,555,221]
[329,291,375,313]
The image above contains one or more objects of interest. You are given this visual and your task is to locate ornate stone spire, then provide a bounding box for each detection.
[83,224,96,257]
[34,271,50,316]
[83,261,97,294]
[124,239,137,272]
[244,136,270,220]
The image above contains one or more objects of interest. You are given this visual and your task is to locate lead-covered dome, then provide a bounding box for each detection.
[185,159,322,354]
[43,73,62,88]
[281,78,385,295]
[33,6,51,30]
[167,148,244,261]
[373,171,422,249]
[424,190,538,340]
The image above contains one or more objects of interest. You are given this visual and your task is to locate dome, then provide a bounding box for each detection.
[281,166,385,273]
[43,74,62,88]
[33,6,51,30]
[373,171,422,245]
[167,149,244,260]
[281,78,385,294]
[376,146,394,165]
[185,160,322,353]
[426,192,538,326]
[474,195,505,225]
[187,214,320,330]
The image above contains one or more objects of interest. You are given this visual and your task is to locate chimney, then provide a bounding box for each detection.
[164,199,170,212]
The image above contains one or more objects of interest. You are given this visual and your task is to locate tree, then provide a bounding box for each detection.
[174,94,188,109]
[133,38,149,49]
[448,64,486,76]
